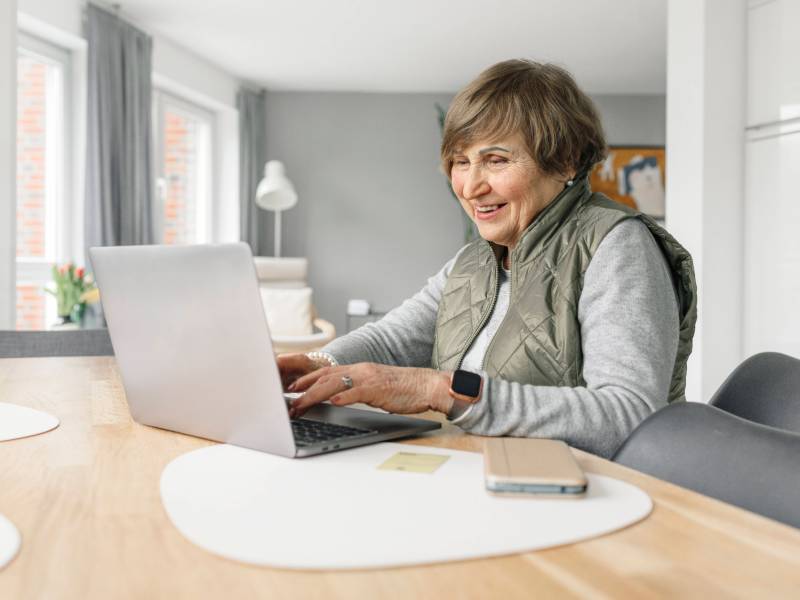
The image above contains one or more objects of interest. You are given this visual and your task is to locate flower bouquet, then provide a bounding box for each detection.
[45,263,97,326]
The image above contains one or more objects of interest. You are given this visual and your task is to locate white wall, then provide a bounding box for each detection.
[17,0,81,37]
[666,0,747,401]
[152,37,237,110]
[1,0,17,328]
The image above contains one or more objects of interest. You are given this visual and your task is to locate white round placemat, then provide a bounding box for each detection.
[161,442,652,570]
[0,513,21,569]
[0,402,59,442]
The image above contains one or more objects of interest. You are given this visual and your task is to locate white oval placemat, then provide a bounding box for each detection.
[161,442,651,570]
[0,402,59,442]
[0,513,21,569]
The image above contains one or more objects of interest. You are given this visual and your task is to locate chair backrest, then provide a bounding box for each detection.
[0,330,114,358]
[613,402,800,529]
[253,256,308,289]
[709,352,800,434]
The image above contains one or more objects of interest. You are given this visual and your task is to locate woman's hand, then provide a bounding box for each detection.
[276,353,329,391]
[287,363,452,419]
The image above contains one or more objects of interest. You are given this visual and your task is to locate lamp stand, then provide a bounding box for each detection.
[274,209,282,257]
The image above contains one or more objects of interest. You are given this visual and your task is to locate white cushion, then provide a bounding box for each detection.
[259,286,313,336]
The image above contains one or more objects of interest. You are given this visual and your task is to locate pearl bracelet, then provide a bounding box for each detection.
[305,351,339,368]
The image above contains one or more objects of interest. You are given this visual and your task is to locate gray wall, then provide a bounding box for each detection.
[592,94,666,146]
[264,92,665,335]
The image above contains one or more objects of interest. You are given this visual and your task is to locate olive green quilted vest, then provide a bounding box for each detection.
[431,177,697,403]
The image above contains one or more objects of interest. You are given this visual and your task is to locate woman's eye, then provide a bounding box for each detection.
[453,159,470,168]
[488,156,509,166]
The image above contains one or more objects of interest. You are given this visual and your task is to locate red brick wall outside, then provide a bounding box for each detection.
[16,285,46,331]
[16,56,49,330]
[163,109,199,244]
[17,56,47,259]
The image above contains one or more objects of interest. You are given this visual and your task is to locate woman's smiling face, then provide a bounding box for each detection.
[450,134,569,252]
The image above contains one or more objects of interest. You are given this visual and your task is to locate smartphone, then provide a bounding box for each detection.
[483,438,588,498]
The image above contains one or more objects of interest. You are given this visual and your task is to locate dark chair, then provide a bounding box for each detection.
[0,329,114,358]
[709,352,800,434]
[613,402,800,529]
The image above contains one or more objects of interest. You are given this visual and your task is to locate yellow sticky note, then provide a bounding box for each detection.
[377,452,450,474]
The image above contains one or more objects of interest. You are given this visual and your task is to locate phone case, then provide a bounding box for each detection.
[483,438,588,498]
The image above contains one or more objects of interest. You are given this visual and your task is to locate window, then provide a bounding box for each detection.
[16,33,72,330]
[152,91,214,245]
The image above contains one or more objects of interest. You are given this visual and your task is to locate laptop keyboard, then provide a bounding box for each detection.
[291,418,378,448]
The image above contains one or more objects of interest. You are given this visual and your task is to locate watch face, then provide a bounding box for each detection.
[452,369,482,398]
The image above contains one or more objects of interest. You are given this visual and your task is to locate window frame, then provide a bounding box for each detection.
[16,32,74,328]
[152,88,216,245]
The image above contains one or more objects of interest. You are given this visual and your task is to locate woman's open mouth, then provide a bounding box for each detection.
[474,203,507,221]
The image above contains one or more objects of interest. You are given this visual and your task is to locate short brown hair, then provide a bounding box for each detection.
[440,59,607,177]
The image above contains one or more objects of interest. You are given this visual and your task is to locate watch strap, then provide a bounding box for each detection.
[447,397,475,422]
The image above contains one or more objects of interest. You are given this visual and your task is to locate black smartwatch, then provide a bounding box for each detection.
[447,369,483,421]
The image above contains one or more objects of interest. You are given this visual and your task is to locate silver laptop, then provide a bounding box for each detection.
[89,243,439,457]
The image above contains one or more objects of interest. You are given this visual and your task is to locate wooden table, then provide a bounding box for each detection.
[1,357,799,599]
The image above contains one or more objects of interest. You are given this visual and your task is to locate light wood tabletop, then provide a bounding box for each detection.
[1,356,799,599]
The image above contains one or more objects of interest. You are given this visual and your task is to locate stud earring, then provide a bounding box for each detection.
[566,179,574,187]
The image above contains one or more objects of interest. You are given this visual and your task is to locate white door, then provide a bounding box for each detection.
[744,127,800,357]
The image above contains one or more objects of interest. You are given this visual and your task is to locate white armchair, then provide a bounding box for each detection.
[254,257,336,354]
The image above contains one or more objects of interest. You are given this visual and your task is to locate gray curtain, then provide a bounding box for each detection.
[237,88,267,253]
[85,4,153,252]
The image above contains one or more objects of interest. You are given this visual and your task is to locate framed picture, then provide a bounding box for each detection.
[589,146,666,219]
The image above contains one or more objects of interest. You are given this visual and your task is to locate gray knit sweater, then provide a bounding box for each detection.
[323,219,679,458]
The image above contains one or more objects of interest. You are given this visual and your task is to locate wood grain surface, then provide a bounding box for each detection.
[1,357,799,599]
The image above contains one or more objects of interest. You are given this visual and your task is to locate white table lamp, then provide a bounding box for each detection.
[255,160,298,257]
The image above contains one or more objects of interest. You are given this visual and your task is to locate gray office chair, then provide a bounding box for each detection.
[709,352,800,434]
[613,402,800,529]
[0,329,114,358]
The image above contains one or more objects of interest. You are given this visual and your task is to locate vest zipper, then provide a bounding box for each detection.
[479,257,512,371]
[455,252,502,370]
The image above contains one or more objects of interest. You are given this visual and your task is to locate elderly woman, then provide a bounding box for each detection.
[279,59,696,458]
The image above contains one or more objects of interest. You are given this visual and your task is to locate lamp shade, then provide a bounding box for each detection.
[255,161,298,212]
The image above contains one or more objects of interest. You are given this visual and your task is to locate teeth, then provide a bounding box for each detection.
[477,205,499,213]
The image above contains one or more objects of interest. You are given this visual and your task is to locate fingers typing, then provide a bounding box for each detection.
[289,374,344,418]
[289,366,332,392]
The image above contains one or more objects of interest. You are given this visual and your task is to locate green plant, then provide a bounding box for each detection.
[45,263,96,323]
[435,103,477,243]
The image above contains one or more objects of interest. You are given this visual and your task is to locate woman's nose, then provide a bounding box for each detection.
[461,166,490,199]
